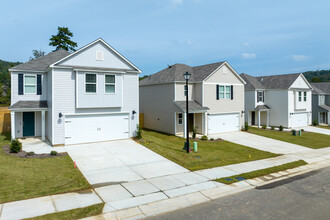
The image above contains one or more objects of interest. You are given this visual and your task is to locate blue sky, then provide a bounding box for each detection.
[1,0,330,76]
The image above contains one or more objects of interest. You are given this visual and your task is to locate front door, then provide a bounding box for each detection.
[23,112,35,137]
[188,113,194,132]
[251,111,256,125]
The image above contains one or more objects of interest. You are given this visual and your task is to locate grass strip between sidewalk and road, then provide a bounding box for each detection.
[138,129,278,171]
[25,203,105,220]
[248,127,330,149]
[215,160,308,184]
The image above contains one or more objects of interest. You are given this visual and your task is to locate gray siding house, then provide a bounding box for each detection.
[310,82,330,126]
[140,62,246,137]
[241,73,313,128]
[9,38,141,146]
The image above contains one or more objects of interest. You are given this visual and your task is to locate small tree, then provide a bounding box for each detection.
[313,119,318,126]
[244,122,249,131]
[10,139,22,153]
[136,125,142,139]
[29,50,45,60]
[49,26,78,52]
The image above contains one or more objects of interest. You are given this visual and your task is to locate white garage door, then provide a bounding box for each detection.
[65,113,129,145]
[208,113,240,134]
[291,113,308,128]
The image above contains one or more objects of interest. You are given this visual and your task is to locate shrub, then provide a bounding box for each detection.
[200,135,208,141]
[136,125,142,139]
[210,138,214,141]
[192,127,197,139]
[50,151,57,156]
[271,126,275,130]
[244,122,249,131]
[301,129,304,132]
[262,125,266,129]
[27,151,35,156]
[10,139,22,153]
[313,119,318,126]
[279,125,284,131]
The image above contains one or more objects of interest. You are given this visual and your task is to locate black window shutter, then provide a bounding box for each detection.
[37,75,42,95]
[18,74,23,95]
[231,85,233,100]
[216,85,219,100]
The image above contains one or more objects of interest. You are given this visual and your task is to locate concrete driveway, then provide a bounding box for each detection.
[299,126,330,135]
[209,131,312,155]
[65,139,189,186]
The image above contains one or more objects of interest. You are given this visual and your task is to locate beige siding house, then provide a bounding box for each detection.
[140,62,246,137]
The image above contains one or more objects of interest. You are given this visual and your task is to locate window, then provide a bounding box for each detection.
[96,51,103,61]
[85,73,97,93]
[24,75,36,94]
[298,91,302,102]
[320,95,325,104]
[178,113,183,125]
[105,75,115,94]
[219,86,231,99]
[258,91,264,102]
[303,91,307,102]
[184,85,187,96]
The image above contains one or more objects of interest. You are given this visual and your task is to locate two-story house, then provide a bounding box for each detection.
[310,82,330,126]
[139,62,246,137]
[241,73,313,128]
[9,38,141,146]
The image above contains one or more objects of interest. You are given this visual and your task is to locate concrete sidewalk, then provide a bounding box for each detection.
[299,126,330,135]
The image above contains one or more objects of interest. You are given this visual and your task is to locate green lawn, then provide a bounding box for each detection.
[216,160,307,184]
[26,203,104,220]
[0,133,91,204]
[138,130,278,171]
[317,125,330,130]
[248,127,330,149]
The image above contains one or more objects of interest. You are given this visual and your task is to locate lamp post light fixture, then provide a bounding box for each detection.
[183,72,191,153]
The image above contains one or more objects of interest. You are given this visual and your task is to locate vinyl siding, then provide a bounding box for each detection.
[266,90,289,127]
[244,90,256,124]
[205,64,242,84]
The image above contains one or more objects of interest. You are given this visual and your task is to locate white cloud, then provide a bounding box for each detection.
[291,55,309,62]
[186,40,192,46]
[171,0,183,4]
[242,53,257,59]
[243,42,250,47]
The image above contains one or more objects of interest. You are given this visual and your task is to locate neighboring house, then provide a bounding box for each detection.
[139,62,246,137]
[240,73,313,128]
[9,38,141,146]
[310,82,330,126]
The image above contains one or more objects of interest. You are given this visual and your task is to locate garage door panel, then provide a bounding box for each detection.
[208,113,240,134]
[65,113,129,145]
[291,113,308,128]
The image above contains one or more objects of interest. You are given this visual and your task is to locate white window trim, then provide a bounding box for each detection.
[104,74,116,95]
[96,51,104,61]
[257,91,264,103]
[178,113,183,125]
[24,74,37,95]
[85,73,97,94]
[219,85,231,99]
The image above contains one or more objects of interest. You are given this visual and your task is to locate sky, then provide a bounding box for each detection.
[1,0,330,77]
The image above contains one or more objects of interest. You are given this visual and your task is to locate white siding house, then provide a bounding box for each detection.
[9,38,141,146]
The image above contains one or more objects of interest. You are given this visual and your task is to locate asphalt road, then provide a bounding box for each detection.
[147,166,330,220]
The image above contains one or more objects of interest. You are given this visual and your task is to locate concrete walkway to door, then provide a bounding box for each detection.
[209,131,312,155]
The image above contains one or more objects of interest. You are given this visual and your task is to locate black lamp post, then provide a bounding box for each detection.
[183,71,191,153]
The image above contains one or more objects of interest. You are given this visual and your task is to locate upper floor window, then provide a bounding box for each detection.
[178,113,183,125]
[24,75,36,94]
[298,91,302,102]
[85,73,97,93]
[105,75,115,94]
[219,86,231,99]
[320,95,325,104]
[303,91,307,101]
[257,91,264,102]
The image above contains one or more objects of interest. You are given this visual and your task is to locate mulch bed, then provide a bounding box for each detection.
[2,145,67,158]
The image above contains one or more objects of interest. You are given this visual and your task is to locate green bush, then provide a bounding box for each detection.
[271,126,275,130]
[200,135,208,141]
[10,139,22,153]
[136,125,142,139]
[192,127,197,139]
[313,119,318,126]
[262,125,266,129]
[244,122,249,131]
[210,138,214,141]
[50,151,57,156]
[279,125,284,131]
[27,151,35,156]
[301,129,304,132]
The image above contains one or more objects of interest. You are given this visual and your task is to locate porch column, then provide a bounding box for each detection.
[10,111,15,140]
[328,112,330,126]
[204,112,208,136]
[183,113,187,138]
[41,110,45,141]
[267,111,270,127]
[258,111,261,128]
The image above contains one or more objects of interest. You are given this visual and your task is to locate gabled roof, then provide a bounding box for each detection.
[9,100,48,110]
[174,101,209,113]
[10,50,71,72]
[241,73,308,90]
[311,82,330,94]
[140,61,226,86]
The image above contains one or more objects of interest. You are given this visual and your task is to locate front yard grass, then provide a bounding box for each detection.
[215,160,307,184]
[249,127,330,149]
[0,133,91,204]
[138,129,278,171]
[317,125,330,130]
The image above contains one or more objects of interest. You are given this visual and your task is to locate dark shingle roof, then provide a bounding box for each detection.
[311,82,330,94]
[10,50,71,72]
[140,62,225,86]
[320,105,330,111]
[240,73,305,90]
[9,101,48,109]
[255,105,271,110]
[174,101,209,112]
